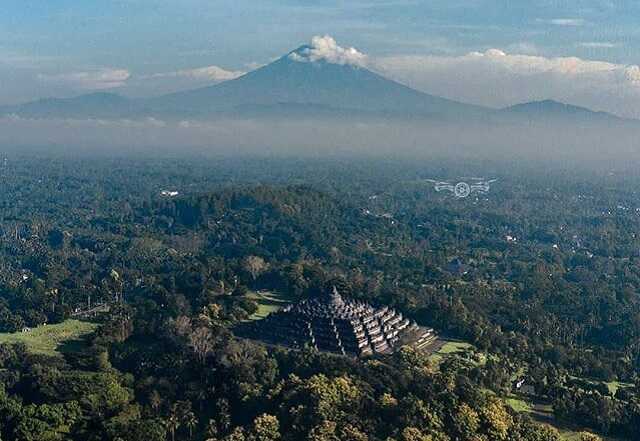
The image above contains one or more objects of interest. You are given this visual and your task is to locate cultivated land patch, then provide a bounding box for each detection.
[0,320,98,357]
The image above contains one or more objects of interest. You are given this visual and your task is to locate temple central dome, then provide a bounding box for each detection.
[242,287,436,357]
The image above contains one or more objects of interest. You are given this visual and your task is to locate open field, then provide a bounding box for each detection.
[0,320,98,357]
[505,395,533,413]
[568,375,633,396]
[246,290,294,320]
[428,339,477,365]
[438,341,473,354]
[605,380,633,395]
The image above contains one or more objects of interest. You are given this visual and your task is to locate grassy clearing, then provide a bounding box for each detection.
[605,380,633,395]
[0,320,98,357]
[438,341,473,354]
[428,340,476,365]
[569,374,633,396]
[505,395,533,413]
[246,290,294,321]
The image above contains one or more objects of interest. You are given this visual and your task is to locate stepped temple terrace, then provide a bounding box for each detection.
[241,287,436,356]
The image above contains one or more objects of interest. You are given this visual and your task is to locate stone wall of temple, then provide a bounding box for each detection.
[242,287,436,357]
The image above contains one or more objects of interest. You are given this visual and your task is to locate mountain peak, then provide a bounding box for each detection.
[285,35,368,68]
[289,44,312,55]
[141,36,484,119]
[8,37,626,123]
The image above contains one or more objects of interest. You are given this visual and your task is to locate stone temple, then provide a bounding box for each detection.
[242,287,436,357]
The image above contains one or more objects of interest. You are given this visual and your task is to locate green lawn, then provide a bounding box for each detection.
[428,340,476,365]
[505,395,533,413]
[568,374,633,396]
[438,341,473,354]
[246,290,294,321]
[605,380,633,395]
[0,320,98,357]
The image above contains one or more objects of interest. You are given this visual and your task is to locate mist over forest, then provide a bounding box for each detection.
[1,115,638,168]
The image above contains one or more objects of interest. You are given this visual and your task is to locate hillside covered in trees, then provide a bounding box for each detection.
[0,155,638,440]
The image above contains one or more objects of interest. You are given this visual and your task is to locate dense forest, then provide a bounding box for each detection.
[0,154,638,440]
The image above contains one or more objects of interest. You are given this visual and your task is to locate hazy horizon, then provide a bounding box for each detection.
[4,4,640,163]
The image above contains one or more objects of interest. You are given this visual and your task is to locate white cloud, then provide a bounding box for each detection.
[34,64,243,98]
[289,35,368,67]
[145,65,244,82]
[245,61,266,71]
[579,42,619,49]
[123,65,245,97]
[374,49,640,118]
[38,68,130,90]
[625,65,640,83]
[542,18,586,26]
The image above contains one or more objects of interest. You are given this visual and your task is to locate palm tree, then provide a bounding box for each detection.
[184,411,198,439]
[194,388,207,413]
[149,390,162,415]
[206,419,219,439]
[166,413,180,441]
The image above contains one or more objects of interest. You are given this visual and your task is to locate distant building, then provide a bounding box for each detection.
[160,190,180,197]
[514,377,535,395]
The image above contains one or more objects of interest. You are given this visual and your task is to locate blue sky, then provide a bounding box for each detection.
[2,0,640,114]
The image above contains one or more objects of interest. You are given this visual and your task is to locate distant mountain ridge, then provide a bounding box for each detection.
[0,45,633,125]
[498,99,628,123]
[1,92,137,118]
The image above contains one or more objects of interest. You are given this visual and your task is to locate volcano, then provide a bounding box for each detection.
[143,45,485,119]
[1,40,631,125]
[2,43,484,120]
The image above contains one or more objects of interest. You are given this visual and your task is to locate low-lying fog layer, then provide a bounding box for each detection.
[1,115,638,166]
